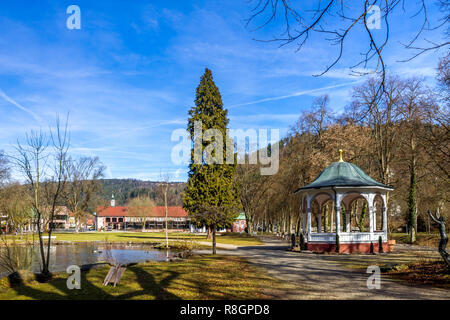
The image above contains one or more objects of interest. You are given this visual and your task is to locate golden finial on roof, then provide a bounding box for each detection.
[339,149,344,162]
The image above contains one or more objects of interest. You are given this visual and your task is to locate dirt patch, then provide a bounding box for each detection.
[386,259,450,289]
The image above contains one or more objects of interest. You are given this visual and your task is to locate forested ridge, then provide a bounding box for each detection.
[98,179,186,206]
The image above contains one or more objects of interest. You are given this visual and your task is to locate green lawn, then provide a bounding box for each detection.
[0,255,291,300]
[390,232,440,247]
[3,231,263,247]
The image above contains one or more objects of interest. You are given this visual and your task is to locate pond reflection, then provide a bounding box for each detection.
[0,243,173,277]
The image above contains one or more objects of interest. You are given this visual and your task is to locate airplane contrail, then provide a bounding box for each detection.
[228,80,364,109]
[0,89,42,122]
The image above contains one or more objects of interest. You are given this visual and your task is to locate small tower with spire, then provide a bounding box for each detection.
[111,193,115,207]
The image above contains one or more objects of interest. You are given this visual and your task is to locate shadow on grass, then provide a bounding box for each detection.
[3,254,280,300]
[9,265,181,300]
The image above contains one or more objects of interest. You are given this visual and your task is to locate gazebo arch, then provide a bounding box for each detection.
[341,192,370,233]
[294,150,394,253]
[373,194,385,232]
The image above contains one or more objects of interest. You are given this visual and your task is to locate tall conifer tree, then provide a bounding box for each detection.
[183,68,240,254]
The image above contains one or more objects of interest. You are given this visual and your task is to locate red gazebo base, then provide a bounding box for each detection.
[306,240,395,254]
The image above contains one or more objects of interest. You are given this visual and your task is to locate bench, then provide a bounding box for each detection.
[41,236,56,240]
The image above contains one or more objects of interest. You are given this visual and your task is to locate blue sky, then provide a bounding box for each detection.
[0,1,447,181]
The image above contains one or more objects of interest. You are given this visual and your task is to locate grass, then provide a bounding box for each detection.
[332,250,437,270]
[2,231,263,247]
[208,232,264,246]
[390,232,440,247]
[0,254,292,300]
[386,259,450,289]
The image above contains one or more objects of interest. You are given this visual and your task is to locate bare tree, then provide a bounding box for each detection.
[420,54,450,180]
[349,76,403,185]
[0,150,10,188]
[0,184,33,235]
[299,95,334,138]
[127,196,155,231]
[246,1,449,92]
[235,163,270,234]
[157,173,173,255]
[63,156,105,232]
[0,235,34,281]
[397,78,435,243]
[12,117,69,279]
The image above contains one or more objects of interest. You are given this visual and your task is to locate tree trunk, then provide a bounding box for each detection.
[212,225,217,255]
[296,215,301,237]
[246,215,253,234]
[165,190,169,250]
[206,226,212,240]
[408,161,417,243]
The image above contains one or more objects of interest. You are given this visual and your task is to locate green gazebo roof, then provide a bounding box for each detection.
[235,212,246,220]
[294,161,393,193]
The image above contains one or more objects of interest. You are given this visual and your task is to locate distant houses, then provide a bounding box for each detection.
[50,207,93,230]
[0,196,248,234]
[96,205,191,231]
[0,206,95,233]
[95,199,248,233]
[231,212,247,233]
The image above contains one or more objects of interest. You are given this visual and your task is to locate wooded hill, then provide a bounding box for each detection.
[98,179,186,206]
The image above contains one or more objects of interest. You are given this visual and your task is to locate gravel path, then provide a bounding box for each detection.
[198,237,450,300]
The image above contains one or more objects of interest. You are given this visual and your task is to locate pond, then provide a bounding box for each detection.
[0,243,174,278]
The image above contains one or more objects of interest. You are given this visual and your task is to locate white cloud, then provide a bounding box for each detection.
[228,80,364,108]
[0,89,42,122]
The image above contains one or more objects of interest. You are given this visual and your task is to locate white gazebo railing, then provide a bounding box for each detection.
[309,231,387,243]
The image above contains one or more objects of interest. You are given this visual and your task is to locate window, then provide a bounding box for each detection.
[119,218,123,222]
[106,218,110,222]
[112,218,117,222]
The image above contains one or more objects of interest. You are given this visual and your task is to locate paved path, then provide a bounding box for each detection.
[195,241,237,250]
[198,237,450,300]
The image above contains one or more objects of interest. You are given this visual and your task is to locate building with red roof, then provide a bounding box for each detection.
[95,197,190,231]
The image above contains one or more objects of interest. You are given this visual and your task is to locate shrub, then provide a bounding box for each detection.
[299,233,306,250]
[335,234,340,253]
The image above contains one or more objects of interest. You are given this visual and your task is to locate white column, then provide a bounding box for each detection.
[306,195,313,242]
[307,207,312,241]
[335,204,341,235]
[335,193,342,235]
[302,211,306,236]
[302,196,306,237]
[364,193,375,242]
[382,206,388,239]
